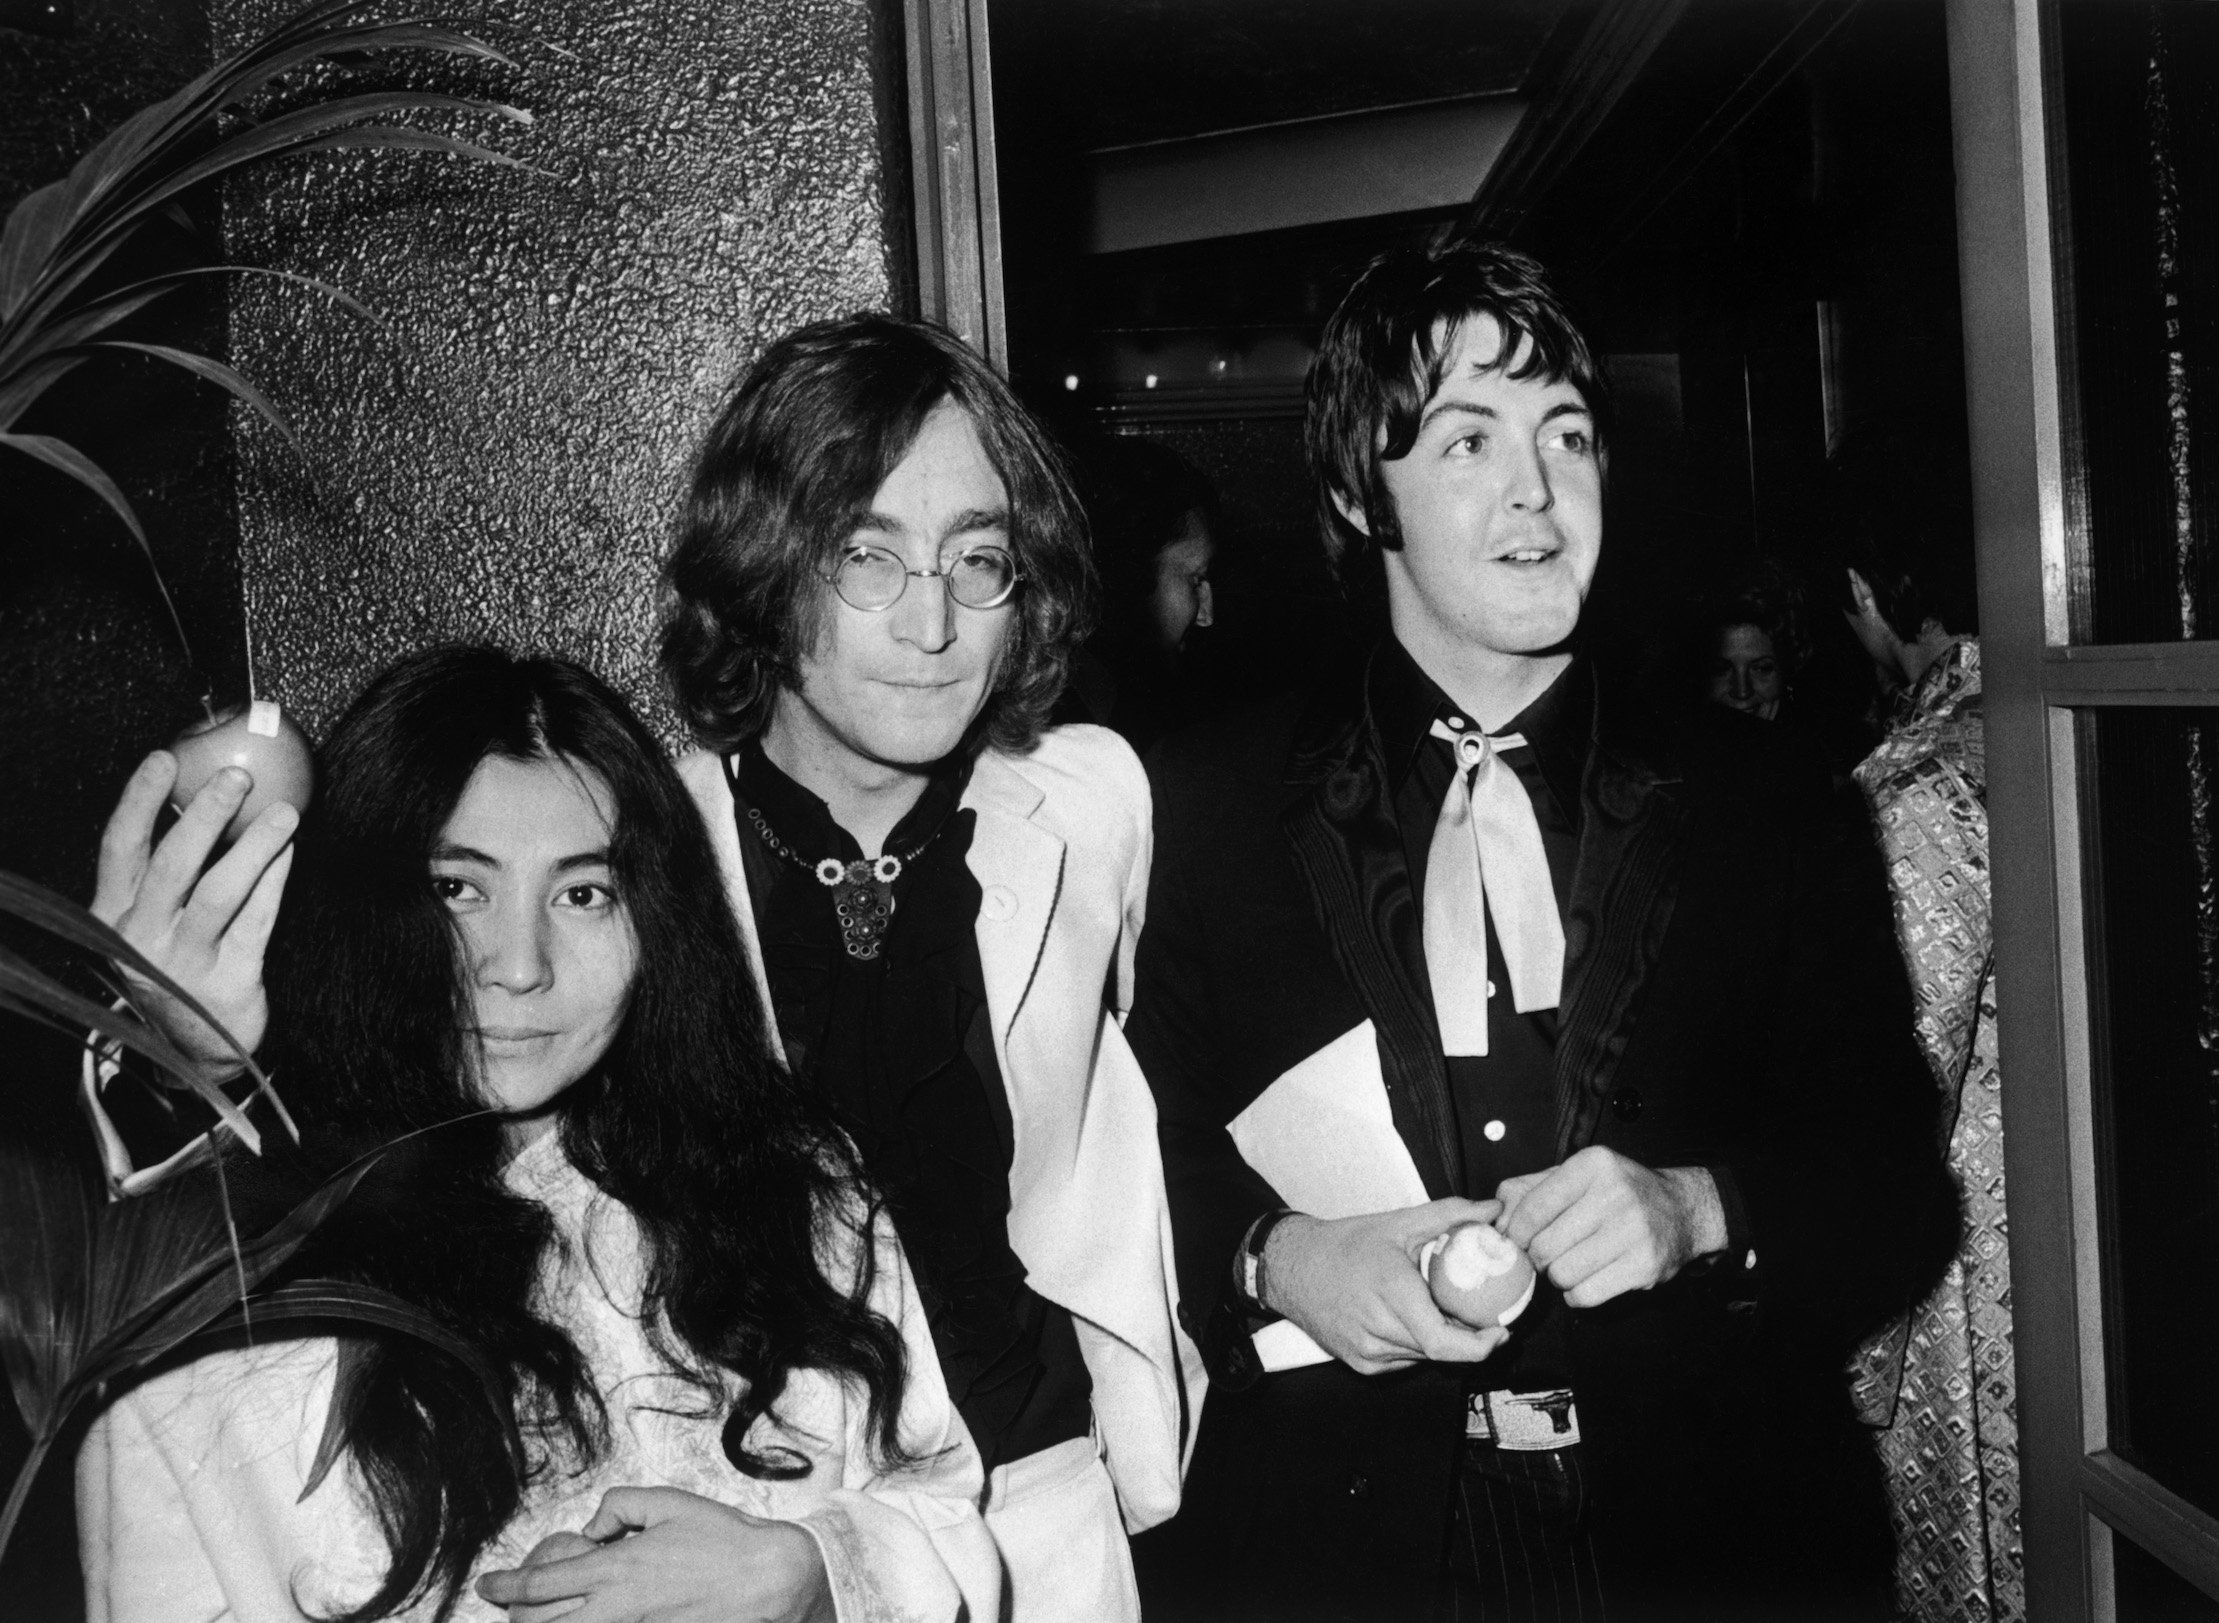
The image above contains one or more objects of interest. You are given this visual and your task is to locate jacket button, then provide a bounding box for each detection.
[1348,1473,1369,1498]
[981,885,1019,922]
[1610,1087,1642,1122]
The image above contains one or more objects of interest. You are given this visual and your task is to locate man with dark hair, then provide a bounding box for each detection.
[1129,239,1953,1620]
[655,313,1198,1622]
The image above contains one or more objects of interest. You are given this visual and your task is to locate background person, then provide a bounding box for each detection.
[1833,507,2020,1623]
[78,647,997,1623]
[1699,560,1812,722]
[653,314,1197,1623]
[1127,237,1954,1621]
[1062,437,1220,751]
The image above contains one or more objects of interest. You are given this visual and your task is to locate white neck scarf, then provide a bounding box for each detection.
[1422,717,1566,1056]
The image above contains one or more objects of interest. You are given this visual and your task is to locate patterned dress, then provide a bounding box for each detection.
[1850,637,2023,1623]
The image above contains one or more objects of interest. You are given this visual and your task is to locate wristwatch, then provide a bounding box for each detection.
[1235,1208,1296,1312]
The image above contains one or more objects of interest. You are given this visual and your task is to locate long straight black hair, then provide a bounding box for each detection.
[263,646,909,1622]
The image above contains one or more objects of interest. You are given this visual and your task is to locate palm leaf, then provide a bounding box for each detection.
[32,91,532,322]
[66,1151,382,1393]
[0,355,86,430]
[0,264,374,395]
[0,1142,399,1559]
[81,342,305,463]
[0,872,271,1091]
[0,1148,97,1439]
[0,4,531,673]
[0,14,519,324]
[0,432,186,665]
[0,946,261,1150]
[0,283,184,390]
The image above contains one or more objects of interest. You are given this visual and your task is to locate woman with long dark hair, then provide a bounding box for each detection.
[76,647,998,1623]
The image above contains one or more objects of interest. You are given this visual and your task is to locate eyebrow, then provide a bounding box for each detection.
[432,844,611,873]
[1416,396,1595,436]
[850,506,1011,542]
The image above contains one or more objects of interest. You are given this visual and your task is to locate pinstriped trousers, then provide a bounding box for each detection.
[1441,1440,1609,1623]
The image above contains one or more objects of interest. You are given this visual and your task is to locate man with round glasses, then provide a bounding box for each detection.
[657,312,1197,1622]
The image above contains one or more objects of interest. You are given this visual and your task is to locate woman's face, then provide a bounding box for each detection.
[1708,622,1785,720]
[1148,513,1216,655]
[431,753,640,1140]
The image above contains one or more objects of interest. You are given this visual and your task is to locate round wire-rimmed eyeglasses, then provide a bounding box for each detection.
[824,543,1023,612]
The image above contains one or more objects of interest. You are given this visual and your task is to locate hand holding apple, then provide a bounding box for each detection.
[92,743,302,1082]
[1419,1220,1537,1330]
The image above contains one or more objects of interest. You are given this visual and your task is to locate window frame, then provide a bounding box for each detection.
[1948,0,2219,1612]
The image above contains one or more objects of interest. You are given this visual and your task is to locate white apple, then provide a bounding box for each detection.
[168,699,315,841]
[1420,1220,1537,1329]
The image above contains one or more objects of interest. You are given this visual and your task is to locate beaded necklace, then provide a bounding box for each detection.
[746,805,946,961]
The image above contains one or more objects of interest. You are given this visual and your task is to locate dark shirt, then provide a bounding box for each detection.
[1372,641,1589,1391]
[727,742,1092,1469]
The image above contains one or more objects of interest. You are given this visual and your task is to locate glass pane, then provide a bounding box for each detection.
[2114,1527,2219,1622]
[2053,2,2219,643]
[2086,708,2219,1515]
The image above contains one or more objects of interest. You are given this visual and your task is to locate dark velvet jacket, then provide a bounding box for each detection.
[1126,644,1957,1622]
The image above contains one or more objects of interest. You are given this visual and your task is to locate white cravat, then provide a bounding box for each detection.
[1423,717,1566,1056]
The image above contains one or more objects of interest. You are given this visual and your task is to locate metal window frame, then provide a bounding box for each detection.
[1948,0,2219,1615]
[904,0,1006,368]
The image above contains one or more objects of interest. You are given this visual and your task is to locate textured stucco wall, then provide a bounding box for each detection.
[215,0,900,737]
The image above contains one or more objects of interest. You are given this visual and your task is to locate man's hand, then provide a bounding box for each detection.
[1494,1148,1725,1309]
[91,752,296,1080]
[1261,1198,1512,1375]
[475,1487,835,1623]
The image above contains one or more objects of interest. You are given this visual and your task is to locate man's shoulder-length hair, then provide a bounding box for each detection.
[1305,237,1612,598]
[660,312,1096,756]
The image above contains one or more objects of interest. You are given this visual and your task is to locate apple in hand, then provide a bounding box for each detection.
[168,699,315,841]
[1420,1220,1537,1329]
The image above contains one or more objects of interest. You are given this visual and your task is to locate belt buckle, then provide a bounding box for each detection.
[1472,1388,1580,1451]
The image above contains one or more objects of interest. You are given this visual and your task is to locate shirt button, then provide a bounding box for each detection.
[1483,1119,1507,1142]
[981,886,1019,922]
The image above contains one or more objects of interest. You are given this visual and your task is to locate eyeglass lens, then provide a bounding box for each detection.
[832,547,1018,611]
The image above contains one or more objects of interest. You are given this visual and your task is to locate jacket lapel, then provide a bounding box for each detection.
[1280,650,1462,1200]
[1552,691,1691,1156]
[962,751,1063,1043]
[677,750,782,1057]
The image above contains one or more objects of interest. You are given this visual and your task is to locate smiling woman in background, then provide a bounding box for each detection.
[1701,561,1813,724]
[76,647,997,1623]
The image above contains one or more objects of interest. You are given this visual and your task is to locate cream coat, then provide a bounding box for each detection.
[76,1136,1000,1623]
[680,723,1201,1532]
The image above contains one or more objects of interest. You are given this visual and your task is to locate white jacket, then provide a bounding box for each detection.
[680,723,1202,1532]
[76,1133,1000,1623]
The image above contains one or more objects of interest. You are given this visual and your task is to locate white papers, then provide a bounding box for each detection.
[1228,1021,1429,1372]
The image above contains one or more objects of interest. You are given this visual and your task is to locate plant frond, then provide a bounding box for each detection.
[64,1152,389,1402]
[0,356,85,436]
[0,952,259,1152]
[0,874,267,1091]
[0,282,179,385]
[80,342,305,463]
[0,1145,98,1438]
[284,124,547,178]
